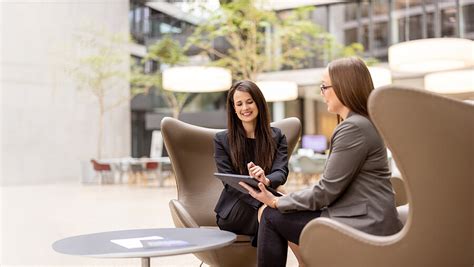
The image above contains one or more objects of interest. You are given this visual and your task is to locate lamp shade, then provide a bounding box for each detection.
[162,66,232,92]
[389,38,474,74]
[256,81,298,102]
[368,67,392,89]
[424,69,474,96]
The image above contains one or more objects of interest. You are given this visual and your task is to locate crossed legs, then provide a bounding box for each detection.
[257,207,321,267]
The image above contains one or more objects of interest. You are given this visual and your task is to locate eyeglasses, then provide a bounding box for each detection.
[320,84,333,94]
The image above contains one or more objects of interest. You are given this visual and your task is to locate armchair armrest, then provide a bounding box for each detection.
[299,218,404,267]
[169,199,199,228]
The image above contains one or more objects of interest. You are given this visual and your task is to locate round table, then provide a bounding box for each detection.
[52,228,236,267]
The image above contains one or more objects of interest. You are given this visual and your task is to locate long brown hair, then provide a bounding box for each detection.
[328,57,374,118]
[226,80,276,174]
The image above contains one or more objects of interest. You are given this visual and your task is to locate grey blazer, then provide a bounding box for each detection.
[278,112,403,236]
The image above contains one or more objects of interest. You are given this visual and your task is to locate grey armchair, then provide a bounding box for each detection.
[299,86,473,266]
[161,117,301,267]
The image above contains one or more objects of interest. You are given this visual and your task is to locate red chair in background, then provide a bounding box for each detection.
[144,161,159,184]
[128,161,159,185]
[90,159,114,184]
[146,161,159,171]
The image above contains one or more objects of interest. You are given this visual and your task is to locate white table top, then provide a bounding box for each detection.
[99,157,171,164]
[52,228,236,259]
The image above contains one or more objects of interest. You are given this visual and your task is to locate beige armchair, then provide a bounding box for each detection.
[161,117,301,267]
[299,86,473,266]
[390,176,407,207]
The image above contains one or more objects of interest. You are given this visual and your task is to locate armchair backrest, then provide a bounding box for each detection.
[369,86,474,264]
[161,117,301,226]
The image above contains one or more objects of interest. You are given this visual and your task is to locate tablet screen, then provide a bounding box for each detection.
[214,173,282,196]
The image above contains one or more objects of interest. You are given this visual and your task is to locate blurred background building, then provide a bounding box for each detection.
[1,0,473,185]
[128,0,474,157]
[1,1,131,185]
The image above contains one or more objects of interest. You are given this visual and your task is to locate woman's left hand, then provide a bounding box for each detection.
[239,182,276,208]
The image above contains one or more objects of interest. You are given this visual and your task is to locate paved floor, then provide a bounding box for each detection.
[0,180,300,266]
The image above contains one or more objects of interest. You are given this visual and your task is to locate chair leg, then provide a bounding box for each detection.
[302,174,310,185]
[128,171,136,184]
[108,172,115,184]
[140,172,147,186]
[158,165,165,187]
[101,172,113,184]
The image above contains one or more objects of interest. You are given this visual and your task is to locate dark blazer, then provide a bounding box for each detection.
[214,127,289,219]
[278,112,403,236]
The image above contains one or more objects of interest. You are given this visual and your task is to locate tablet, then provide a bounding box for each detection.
[214,173,282,197]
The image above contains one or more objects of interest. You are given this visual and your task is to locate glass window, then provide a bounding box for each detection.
[394,0,407,10]
[426,13,435,38]
[395,0,423,10]
[344,28,357,45]
[398,15,423,42]
[129,2,148,43]
[398,18,407,42]
[343,0,369,18]
[361,1,370,18]
[373,0,389,16]
[374,22,388,49]
[441,6,457,37]
[361,24,369,49]
[345,2,358,21]
[129,3,135,30]
[150,20,160,38]
[135,6,142,25]
[463,4,474,34]
[409,15,423,40]
[143,8,150,35]
[160,23,182,34]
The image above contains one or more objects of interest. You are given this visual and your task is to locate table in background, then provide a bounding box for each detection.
[288,149,394,185]
[52,228,236,267]
[289,153,327,185]
[99,157,171,186]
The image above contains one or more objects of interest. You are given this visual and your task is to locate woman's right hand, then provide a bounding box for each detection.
[247,161,270,186]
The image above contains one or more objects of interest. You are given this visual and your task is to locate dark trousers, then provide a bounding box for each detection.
[257,208,321,267]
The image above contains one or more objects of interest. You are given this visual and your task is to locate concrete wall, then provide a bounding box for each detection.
[1,0,130,185]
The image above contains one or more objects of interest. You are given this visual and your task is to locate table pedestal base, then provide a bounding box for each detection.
[142,257,150,267]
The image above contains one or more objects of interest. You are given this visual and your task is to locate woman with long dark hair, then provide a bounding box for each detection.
[240,57,403,266]
[214,80,289,245]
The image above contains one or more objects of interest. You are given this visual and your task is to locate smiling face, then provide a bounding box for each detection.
[321,68,346,115]
[233,90,259,125]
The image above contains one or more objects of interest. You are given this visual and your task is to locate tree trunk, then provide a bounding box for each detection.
[164,92,181,119]
[98,96,104,159]
[172,106,180,119]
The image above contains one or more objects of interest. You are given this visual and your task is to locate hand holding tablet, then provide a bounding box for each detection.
[214,173,282,197]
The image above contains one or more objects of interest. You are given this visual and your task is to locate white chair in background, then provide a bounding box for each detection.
[150,130,172,186]
[150,130,163,158]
